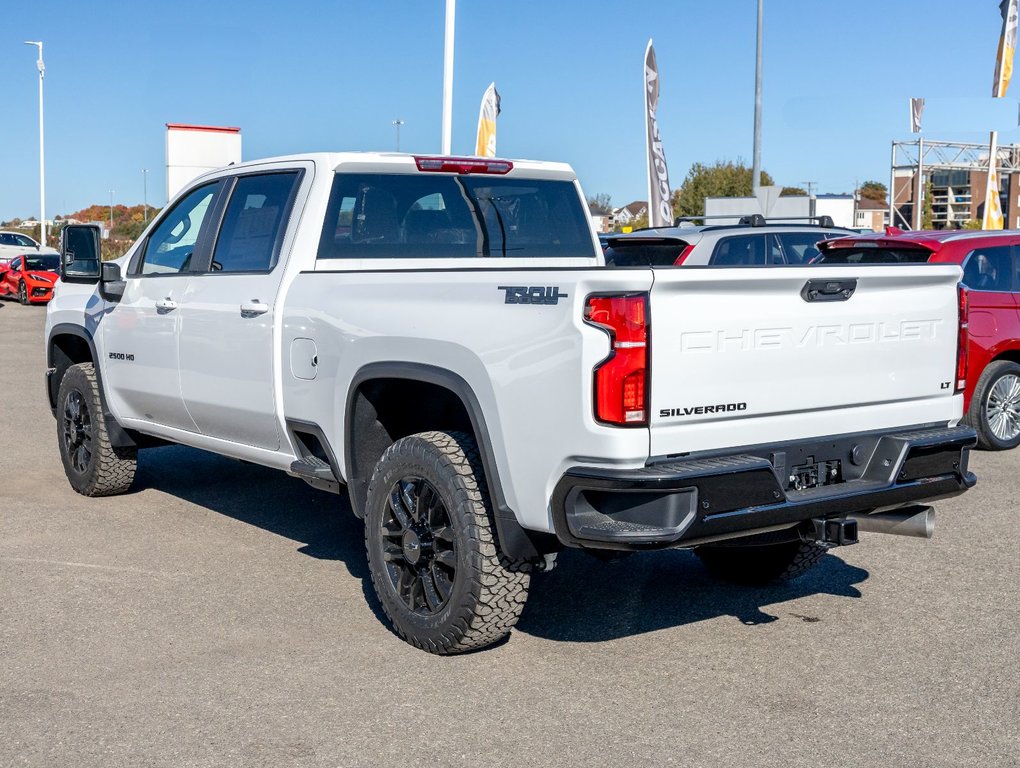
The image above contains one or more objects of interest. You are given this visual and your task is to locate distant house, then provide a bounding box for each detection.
[613,201,648,226]
[855,197,889,231]
[589,213,613,233]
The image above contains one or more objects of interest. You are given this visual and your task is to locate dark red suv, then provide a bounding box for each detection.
[819,229,1020,450]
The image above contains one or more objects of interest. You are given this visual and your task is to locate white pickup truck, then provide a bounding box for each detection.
[46,153,976,654]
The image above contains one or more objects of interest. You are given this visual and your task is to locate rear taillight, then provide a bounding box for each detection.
[414,156,513,174]
[956,285,969,393]
[584,294,649,425]
[673,244,695,265]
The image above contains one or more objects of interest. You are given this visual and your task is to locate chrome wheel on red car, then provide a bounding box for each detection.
[986,373,1020,443]
[18,280,29,305]
[966,360,1020,450]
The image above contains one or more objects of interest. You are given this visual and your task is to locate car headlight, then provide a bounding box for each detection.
[30,273,54,284]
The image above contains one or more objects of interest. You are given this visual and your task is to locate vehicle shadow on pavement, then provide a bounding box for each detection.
[135,445,868,644]
[517,548,868,642]
[135,446,368,571]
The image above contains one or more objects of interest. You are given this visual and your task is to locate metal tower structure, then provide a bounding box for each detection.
[890,138,1020,229]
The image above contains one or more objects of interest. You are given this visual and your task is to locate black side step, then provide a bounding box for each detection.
[290,455,338,483]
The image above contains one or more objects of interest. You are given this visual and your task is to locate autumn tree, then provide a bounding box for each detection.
[672,161,775,218]
[780,186,807,196]
[858,181,888,202]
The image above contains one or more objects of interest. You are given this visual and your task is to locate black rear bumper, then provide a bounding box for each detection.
[551,425,977,551]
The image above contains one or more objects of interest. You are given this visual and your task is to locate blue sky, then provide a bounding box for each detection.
[0,0,1015,220]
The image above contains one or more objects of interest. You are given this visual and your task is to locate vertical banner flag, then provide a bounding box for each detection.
[909,98,925,133]
[644,40,673,228]
[984,131,1005,229]
[475,82,501,157]
[994,0,1019,96]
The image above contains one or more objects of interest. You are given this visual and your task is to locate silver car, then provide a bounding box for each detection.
[603,216,856,267]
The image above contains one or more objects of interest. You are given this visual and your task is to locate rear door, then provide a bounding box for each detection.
[960,243,1020,352]
[178,167,305,450]
[647,265,963,455]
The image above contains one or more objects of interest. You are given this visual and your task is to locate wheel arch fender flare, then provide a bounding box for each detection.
[47,322,136,449]
[343,361,542,561]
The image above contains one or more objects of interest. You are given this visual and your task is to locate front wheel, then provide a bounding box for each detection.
[695,539,827,585]
[18,280,29,305]
[964,360,1020,450]
[56,363,137,496]
[364,431,530,654]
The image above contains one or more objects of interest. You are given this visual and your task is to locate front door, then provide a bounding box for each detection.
[102,181,224,431]
[178,169,304,450]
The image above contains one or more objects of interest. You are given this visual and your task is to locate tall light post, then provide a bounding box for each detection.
[751,0,764,198]
[24,41,45,245]
[392,119,405,152]
[441,0,455,154]
[142,169,149,222]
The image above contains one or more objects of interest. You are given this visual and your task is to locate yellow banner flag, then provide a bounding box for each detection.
[984,131,1005,229]
[994,0,1018,96]
[475,83,501,157]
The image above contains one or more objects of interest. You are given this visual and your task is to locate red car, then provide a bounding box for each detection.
[819,228,1020,450]
[0,252,60,305]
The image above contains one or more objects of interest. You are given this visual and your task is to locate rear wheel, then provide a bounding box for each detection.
[57,363,137,496]
[964,360,1020,450]
[364,430,530,654]
[695,539,827,585]
[18,280,29,305]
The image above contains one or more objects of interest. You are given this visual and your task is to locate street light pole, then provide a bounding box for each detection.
[441,0,455,154]
[142,170,149,222]
[24,41,45,245]
[751,0,764,198]
[392,119,404,152]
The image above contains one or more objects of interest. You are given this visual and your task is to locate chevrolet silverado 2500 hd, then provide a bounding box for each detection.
[45,153,976,654]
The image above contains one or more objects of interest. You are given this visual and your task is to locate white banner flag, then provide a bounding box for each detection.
[644,40,673,228]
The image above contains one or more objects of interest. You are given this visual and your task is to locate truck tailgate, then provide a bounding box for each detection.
[648,265,964,456]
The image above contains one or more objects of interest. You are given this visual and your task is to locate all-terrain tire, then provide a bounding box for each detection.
[695,539,827,585]
[18,280,29,305]
[364,430,530,654]
[56,363,137,496]
[963,360,1020,451]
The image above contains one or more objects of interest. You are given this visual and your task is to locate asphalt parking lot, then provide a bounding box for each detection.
[1,299,1017,768]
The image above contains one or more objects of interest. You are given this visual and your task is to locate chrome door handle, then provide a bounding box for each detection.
[240,300,269,317]
[155,298,178,313]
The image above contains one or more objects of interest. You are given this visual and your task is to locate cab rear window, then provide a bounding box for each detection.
[318,173,596,260]
[816,247,932,264]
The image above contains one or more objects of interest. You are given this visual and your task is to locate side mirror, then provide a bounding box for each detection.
[60,224,102,283]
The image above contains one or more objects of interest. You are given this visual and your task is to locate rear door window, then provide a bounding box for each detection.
[710,234,767,266]
[209,172,301,273]
[962,246,1014,292]
[318,173,596,259]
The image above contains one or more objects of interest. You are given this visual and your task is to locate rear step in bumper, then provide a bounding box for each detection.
[550,425,977,551]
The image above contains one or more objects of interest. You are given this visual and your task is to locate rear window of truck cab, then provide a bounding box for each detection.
[317,173,597,260]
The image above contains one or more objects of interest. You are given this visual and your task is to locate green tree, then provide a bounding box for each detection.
[921,179,934,229]
[780,186,807,197]
[587,193,613,215]
[672,161,774,218]
[859,180,888,203]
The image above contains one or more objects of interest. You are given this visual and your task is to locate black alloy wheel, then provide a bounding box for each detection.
[62,390,93,475]
[18,280,29,305]
[380,476,458,615]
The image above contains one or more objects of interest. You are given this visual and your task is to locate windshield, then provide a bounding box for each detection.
[25,255,60,271]
[318,173,597,260]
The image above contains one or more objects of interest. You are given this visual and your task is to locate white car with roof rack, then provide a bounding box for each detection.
[45,152,976,654]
